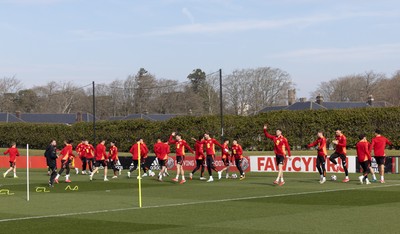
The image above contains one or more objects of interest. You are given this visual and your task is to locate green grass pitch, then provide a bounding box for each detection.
[0,170,399,233]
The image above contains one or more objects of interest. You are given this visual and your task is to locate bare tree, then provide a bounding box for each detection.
[311,71,386,102]
[0,76,23,112]
[224,67,293,115]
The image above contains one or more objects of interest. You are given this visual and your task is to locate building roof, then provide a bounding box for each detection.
[260,100,394,113]
[0,113,24,123]
[285,101,326,111]
[114,114,178,121]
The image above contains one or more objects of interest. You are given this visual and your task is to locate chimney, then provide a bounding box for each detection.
[15,111,21,119]
[316,94,324,105]
[299,97,306,103]
[367,95,374,106]
[76,112,83,122]
[288,89,296,105]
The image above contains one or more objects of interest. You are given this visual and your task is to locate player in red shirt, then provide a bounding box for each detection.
[264,124,291,186]
[169,132,194,184]
[54,140,74,183]
[329,129,350,183]
[108,141,119,179]
[190,135,206,180]
[75,139,86,174]
[128,138,148,179]
[154,137,170,181]
[140,140,151,177]
[369,129,392,183]
[356,134,372,185]
[199,133,223,182]
[3,142,20,178]
[83,140,95,173]
[307,131,328,184]
[219,139,231,179]
[231,139,245,180]
[90,140,109,181]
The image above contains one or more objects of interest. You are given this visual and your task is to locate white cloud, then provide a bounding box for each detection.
[182,7,195,24]
[144,10,393,36]
[267,43,400,61]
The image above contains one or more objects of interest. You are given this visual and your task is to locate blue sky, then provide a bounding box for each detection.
[1,0,399,98]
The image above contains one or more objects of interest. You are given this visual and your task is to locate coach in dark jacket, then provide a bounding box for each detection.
[45,140,58,187]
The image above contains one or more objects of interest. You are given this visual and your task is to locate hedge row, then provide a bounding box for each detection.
[1,107,399,152]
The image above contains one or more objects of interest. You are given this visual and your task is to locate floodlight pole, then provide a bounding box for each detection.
[26,144,30,201]
[219,69,224,141]
[92,81,96,145]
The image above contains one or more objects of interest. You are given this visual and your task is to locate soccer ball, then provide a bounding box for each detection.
[330,175,337,181]
[149,171,155,177]
[231,173,238,179]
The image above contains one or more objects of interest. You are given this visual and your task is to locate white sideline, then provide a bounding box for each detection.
[1,183,399,223]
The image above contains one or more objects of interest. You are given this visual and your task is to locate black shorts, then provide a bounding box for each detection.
[276,155,285,165]
[374,157,385,165]
[158,158,167,167]
[330,152,346,161]
[222,158,229,166]
[9,161,16,168]
[359,161,370,173]
[95,160,107,167]
[196,159,204,167]
[176,156,184,165]
[61,159,71,168]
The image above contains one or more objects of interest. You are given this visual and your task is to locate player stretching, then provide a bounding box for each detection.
[231,139,245,180]
[370,129,392,183]
[154,138,170,181]
[108,141,119,179]
[356,134,372,184]
[83,140,95,173]
[201,133,223,182]
[169,132,194,184]
[139,139,151,177]
[3,142,20,178]
[190,136,206,180]
[76,139,86,174]
[219,139,231,179]
[90,140,108,181]
[329,129,349,183]
[263,124,291,186]
[54,140,74,183]
[128,138,147,179]
[307,131,328,184]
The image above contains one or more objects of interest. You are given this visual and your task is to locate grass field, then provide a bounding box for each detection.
[0,169,399,233]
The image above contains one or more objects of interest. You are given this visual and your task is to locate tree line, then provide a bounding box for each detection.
[311,70,400,105]
[0,67,292,119]
[1,68,399,119]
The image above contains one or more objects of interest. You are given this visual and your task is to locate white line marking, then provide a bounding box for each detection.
[0,183,399,223]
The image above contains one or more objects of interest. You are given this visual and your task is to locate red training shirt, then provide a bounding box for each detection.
[334,134,347,155]
[60,144,75,161]
[307,137,327,157]
[370,135,392,157]
[264,129,291,157]
[194,141,205,160]
[231,144,243,160]
[108,145,118,161]
[200,138,223,156]
[168,135,194,156]
[4,147,20,162]
[356,139,371,162]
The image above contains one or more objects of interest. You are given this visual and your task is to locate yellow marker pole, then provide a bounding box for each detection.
[137,141,142,208]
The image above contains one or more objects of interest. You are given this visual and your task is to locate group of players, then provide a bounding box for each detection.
[42,131,246,187]
[263,124,393,186]
[2,125,393,187]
